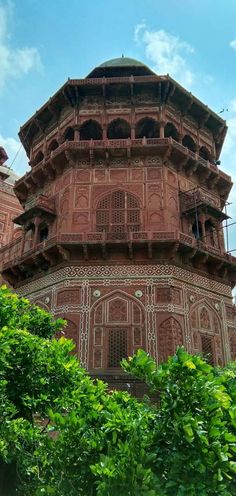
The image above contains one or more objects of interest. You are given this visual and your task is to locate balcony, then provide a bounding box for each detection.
[14,137,231,201]
[14,194,56,225]
[180,187,229,221]
[1,230,236,287]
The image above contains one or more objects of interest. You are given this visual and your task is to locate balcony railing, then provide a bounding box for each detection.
[1,229,234,274]
[181,187,221,211]
[18,136,221,175]
[22,194,55,213]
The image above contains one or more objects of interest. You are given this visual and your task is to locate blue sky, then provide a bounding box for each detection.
[1,0,236,249]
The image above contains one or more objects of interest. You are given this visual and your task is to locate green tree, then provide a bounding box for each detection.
[1,285,236,495]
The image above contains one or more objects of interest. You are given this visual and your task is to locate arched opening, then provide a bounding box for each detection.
[205,219,217,247]
[190,302,223,366]
[135,117,160,139]
[192,220,202,240]
[34,151,44,166]
[48,139,59,152]
[90,292,145,370]
[63,127,74,141]
[182,134,197,153]
[96,190,141,234]
[164,122,179,141]
[107,118,131,139]
[38,223,49,243]
[80,119,103,140]
[158,317,183,363]
[199,146,211,161]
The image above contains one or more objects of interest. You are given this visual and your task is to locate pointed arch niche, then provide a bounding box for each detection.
[158,317,184,363]
[89,292,145,370]
[189,301,223,365]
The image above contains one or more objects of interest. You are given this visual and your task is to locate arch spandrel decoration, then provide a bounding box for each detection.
[158,317,183,363]
[90,292,145,370]
[34,301,49,312]
[189,301,223,365]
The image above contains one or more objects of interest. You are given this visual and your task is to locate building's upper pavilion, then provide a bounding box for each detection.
[18,56,227,160]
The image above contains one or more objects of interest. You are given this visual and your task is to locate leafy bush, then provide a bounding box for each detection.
[0,285,236,495]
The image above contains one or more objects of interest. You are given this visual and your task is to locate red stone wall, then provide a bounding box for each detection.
[0,178,22,286]
[17,263,236,371]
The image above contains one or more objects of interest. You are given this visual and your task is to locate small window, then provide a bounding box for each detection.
[64,127,74,141]
[164,122,179,141]
[135,118,160,139]
[39,226,49,242]
[182,135,197,153]
[107,119,131,139]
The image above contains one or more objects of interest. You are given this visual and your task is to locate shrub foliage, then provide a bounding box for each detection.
[0,285,236,495]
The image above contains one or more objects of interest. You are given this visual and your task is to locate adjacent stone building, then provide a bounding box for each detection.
[0,147,22,246]
[1,57,236,390]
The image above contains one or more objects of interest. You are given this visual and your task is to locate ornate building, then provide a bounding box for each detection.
[1,57,236,390]
[0,147,22,248]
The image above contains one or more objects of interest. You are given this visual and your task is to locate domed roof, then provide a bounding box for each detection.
[99,57,146,68]
[87,56,155,78]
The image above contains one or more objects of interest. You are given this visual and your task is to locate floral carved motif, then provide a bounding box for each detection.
[57,290,80,305]
[108,298,128,323]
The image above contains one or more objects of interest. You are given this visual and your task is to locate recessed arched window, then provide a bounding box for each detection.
[90,293,145,370]
[182,134,197,153]
[48,139,59,152]
[63,127,74,141]
[164,122,179,141]
[107,119,131,139]
[34,151,44,166]
[80,119,103,140]
[192,220,202,240]
[135,117,160,139]
[96,190,140,233]
[39,224,49,242]
[199,146,211,161]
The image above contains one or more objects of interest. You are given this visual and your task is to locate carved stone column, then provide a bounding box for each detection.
[20,228,26,255]
[160,122,165,138]
[102,125,107,140]
[33,217,41,249]
[131,125,135,140]
[74,126,80,141]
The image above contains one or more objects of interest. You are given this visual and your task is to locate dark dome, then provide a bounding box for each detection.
[87,56,155,78]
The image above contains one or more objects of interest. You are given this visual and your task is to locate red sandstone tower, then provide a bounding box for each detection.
[1,57,236,390]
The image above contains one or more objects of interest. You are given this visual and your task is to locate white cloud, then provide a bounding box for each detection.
[134,24,195,88]
[0,134,29,176]
[230,39,236,51]
[0,2,42,90]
